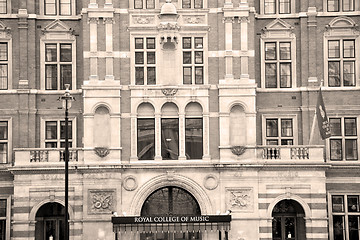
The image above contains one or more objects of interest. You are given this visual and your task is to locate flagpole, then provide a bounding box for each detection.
[309,110,317,145]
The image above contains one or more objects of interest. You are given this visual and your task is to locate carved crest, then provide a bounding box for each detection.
[231,146,246,156]
[162,88,178,96]
[94,147,110,158]
[89,190,116,214]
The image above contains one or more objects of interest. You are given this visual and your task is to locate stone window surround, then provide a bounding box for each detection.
[40,117,77,149]
[261,114,298,146]
[40,0,76,16]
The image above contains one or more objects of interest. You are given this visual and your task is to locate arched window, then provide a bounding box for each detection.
[137,103,155,160]
[185,102,203,159]
[230,105,246,146]
[94,106,110,148]
[161,103,179,160]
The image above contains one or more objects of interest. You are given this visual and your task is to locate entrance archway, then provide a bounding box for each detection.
[140,186,202,240]
[35,202,67,240]
[272,200,306,240]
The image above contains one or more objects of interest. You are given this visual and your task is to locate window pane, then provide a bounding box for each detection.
[266,119,278,137]
[182,0,191,8]
[281,139,293,145]
[135,52,144,64]
[146,0,155,8]
[343,0,355,11]
[183,67,191,84]
[60,0,71,15]
[147,52,155,64]
[60,44,72,62]
[195,67,203,84]
[343,61,355,87]
[45,65,57,90]
[135,67,144,85]
[183,52,191,64]
[60,65,72,90]
[0,64,7,90]
[349,216,359,240]
[265,63,277,88]
[135,38,143,49]
[0,199,6,217]
[0,122,7,140]
[264,0,276,14]
[279,42,291,60]
[330,118,341,136]
[134,0,143,9]
[137,119,155,160]
[343,40,355,58]
[280,63,291,88]
[265,42,276,60]
[328,0,339,11]
[345,139,357,160]
[330,139,342,160]
[146,38,155,49]
[183,37,191,49]
[0,0,7,14]
[281,119,293,137]
[45,142,57,148]
[348,196,359,212]
[60,120,72,140]
[147,67,156,85]
[195,51,203,64]
[195,38,203,49]
[46,121,57,140]
[161,118,179,160]
[45,44,57,62]
[333,215,344,240]
[267,139,278,145]
[194,0,203,8]
[345,118,356,136]
[279,0,290,13]
[45,0,56,15]
[185,118,203,159]
[328,61,340,87]
[0,143,7,163]
[0,43,7,61]
[332,195,344,212]
[328,40,340,58]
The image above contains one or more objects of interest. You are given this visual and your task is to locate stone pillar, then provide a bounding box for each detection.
[307,7,318,84]
[104,18,114,80]
[223,17,234,80]
[178,113,186,160]
[240,16,249,79]
[88,17,98,80]
[18,9,29,88]
[154,113,162,161]
[130,113,138,160]
[203,113,210,159]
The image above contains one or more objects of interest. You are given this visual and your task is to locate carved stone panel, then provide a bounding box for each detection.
[226,188,253,212]
[88,189,116,214]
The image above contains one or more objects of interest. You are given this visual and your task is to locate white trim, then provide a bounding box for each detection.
[40,0,76,16]
[40,117,77,149]
[259,0,296,15]
[0,195,11,240]
[261,114,298,145]
[323,0,359,12]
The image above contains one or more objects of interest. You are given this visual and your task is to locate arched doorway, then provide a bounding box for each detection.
[272,200,306,240]
[35,202,67,240]
[140,186,202,240]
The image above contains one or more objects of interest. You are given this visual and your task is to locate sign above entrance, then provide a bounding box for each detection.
[112,215,231,224]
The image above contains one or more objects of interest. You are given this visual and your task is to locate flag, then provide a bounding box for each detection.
[316,88,331,139]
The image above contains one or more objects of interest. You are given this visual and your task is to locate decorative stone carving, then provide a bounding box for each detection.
[103,18,115,24]
[223,17,234,23]
[162,88,178,96]
[203,174,218,190]
[227,188,253,212]
[184,16,202,24]
[133,16,155,24]
[238,17,250,23]
[231,146,246,156]
[87,17,99,24]
[123,175,138,191]
[158,22,180,31]
[94,147,110,158]
[89,189,116,214]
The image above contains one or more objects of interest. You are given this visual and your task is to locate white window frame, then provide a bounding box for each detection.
[180,0,205,9]
[324,17,360,88]
[0,0,11,15]
[260,19,296,89]
[40,0,76,16]
[182,36,205,85]
[324,0,358,12]
[40,117,77,149]
[133,37,157,85]
[260,0,296,15]
[0,22,12,90]
[262,114,298,145]
[326,116,359,161]
[0,196,11,240]
[133,0,156,9]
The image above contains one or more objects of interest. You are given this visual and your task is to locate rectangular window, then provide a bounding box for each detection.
[185,118,203,159]
[328,0,354,11]
[182,0,202,8]
[329,117,358,161]
[264,42,292,88]
[45,43,73,90]
[45,0,72,15]
[0,121,7,163]
[0,199,6,239]
[265,118,294,145]
[135,0,155,9]
[161,118,179,160]
[45,120,72,148]
[137,119,155,160]
[264,0,276,14]
[0,43,8,89]
[0,0,7,14]
[264,0,291,14]
[279,0,290,13]
[327,40,355,87]
[331,194,360,240]
[182,37,204,85]
[135,38,156,85]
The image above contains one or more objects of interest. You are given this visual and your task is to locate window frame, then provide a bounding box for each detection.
[133,0,155,9]
[260,0,295,15]
[0,40,10,90]
[262,114,298,145]
[327,0,356,12]
[182,37,204,85]
[41,0,75,16]
[137,118,156,160]
[0,0,10,14]
[181,0,204,9]
[41,117,76,149]
[0,196,11,240]
[133,37,157,86]
[185,117,203,160]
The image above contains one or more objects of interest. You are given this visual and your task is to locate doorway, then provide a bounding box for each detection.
[35,202,66,240]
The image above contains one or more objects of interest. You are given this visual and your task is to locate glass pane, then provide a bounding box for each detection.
[135,38,143,49]
[280,63,291,88]
[135,52,144,64]
[146,0,155,8]
[332,195,344,212]
[60,44,72,62]
[183,67,191,84]
[272,217,282,240]
[0,64,6,89]
[182,0,191,8]
[0,219,5,240]
[60,65,72,90]
[147,52,155,64]
[330,139,342,160]
[264,0,276,14]
[0,0,7,14]
[60,141,72,148]
[185,118,203,159]
[279,42,291,60]
[285,217,295,240]
[265,63,277,88]
[328,61,340,87]
[147,67,156,85]
[146,38,155,49]
[137,119,155,160]
[343,61,355,86]
[345,139,357,160]
[266,119,278,137]
[344,40,355,58]
[328,0,339,11]
[349,216,359,240]
[267,139,278,145]
[195,51,203,64]
[134,0,143,8]
[161,119,179,160]
[183,52,191,64]
[45,44,57,62]
[46,122,57,140]
[0,143,7,163]
[333,216,344,240]
[194,0,202,8]
[45,220,56,240]
[328,40,340,58]
[330,118,341,136]
[45,0,56,15]
[279,0,290,14]
[343,0,355,11]
[281,139,293,145]
[136,67,144,85]
[348,196,359,212]
[265,42,276,60]
[45,65,57,90]
[60,120,72,140]
[0,122,7,140]
[0,199,5,217]
[60,0,71,15]
[0,43,7,61]
[195,38,203,49]
[281,119,293,137]
[345,118,357,136]
[195,67,203,84]
[46,142,57,148]
[183,37,191,49]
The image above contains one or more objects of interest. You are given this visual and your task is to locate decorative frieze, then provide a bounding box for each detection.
[103,18,115,24]
[162,88,178,96]
[222,17,234,24]
[88,189,116,214]
[226,188,253,212]
[183,15,205,24]
[87,17,99,24]
[132,16,155,25]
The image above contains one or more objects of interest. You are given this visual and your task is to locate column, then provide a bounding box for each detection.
[18,9,29,87]
[223,17,234,80]
[240,16,249,79]
[178,113,186,160]
[104,18,114,80]
[154,113,162,161]
[307,7,318,83]
[88,17,98,80]
[130,114,138,161]
[203,113,211,160]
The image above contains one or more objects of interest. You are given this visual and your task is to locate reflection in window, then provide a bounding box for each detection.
[161,119,179,160]
[185,118,202,159]
[137,119,155,160]
[265,118,293,145]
